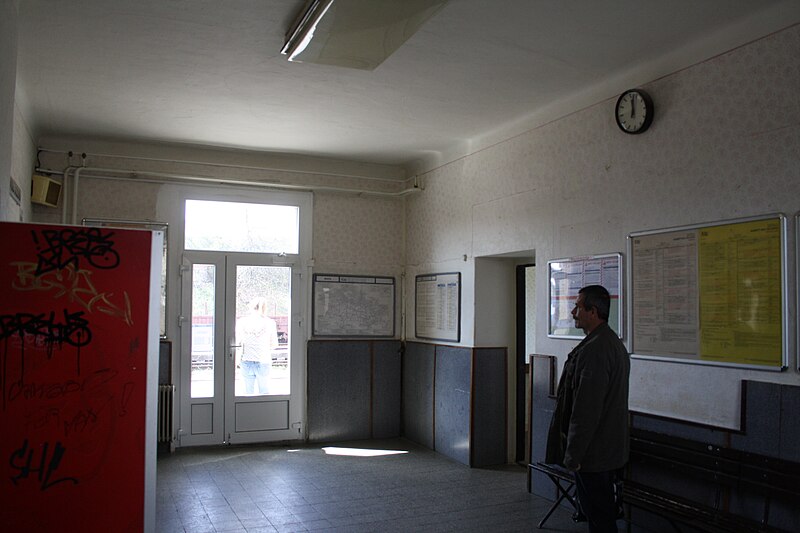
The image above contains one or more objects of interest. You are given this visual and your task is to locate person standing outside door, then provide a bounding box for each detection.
[236,297,279,395]
[546,285,630,533]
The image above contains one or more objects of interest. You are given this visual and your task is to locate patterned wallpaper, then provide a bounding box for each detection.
[313,192,404,273]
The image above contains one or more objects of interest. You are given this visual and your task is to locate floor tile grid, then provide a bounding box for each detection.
[156,439,585,533]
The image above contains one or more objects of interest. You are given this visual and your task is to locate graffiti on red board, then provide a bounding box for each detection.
[31,228,120,275]
[1,222,150,530]
[9,439,79,491]
[11,261,133,326]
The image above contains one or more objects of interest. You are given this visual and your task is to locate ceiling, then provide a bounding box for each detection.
[15,1,800,175]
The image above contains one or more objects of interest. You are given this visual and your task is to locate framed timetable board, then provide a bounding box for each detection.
[312,274,395,337]
[548,254,622,339]
[628,215,787,370]
[415,272,461,342]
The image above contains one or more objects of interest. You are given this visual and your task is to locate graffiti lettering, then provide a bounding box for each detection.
[9,439,79,490]
[63,408,99,436]
[0,310,92,348]
[12,262,133,326]
[7,368,118,404]
[32,228,119,275]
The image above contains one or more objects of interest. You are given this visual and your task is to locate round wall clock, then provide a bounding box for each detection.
[615,89,654,134]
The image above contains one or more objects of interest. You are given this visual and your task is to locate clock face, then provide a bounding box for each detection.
[615,89,653,134]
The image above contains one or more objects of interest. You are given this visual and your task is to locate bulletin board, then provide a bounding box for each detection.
[312,274,395,337]
[548,254,622,339]
[628,215,787,370]
[0,222,159,531]
[415,272,461,342]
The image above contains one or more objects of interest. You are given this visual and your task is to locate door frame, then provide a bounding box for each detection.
[165,187,313,448]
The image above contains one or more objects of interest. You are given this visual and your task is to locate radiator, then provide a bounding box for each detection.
[158,384,175,443]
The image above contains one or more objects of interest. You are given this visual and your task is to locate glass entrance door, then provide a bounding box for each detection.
[178,197,309,446]
[182,253,303,445]
[224,256,301,444]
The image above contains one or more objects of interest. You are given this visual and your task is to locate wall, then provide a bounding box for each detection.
[11,100,35,221]
[31,138,408,445]
[0,0,17,221]
[406,24,800,429]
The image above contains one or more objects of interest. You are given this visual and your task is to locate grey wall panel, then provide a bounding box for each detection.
[434,345,471,465]
[731,380,780,455]
[471,348,506,467]
[307,340,371,442]
[530,355,557,499]
[372,340,402,438]
[779,384,800,462]
[402,342,435,449]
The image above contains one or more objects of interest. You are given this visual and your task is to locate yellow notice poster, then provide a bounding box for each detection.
[698,218,782,365]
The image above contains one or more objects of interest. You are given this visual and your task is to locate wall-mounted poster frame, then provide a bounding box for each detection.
[415,272,461,342]
[548,253,623,339]
[83,218,168,338]
[312,274,395,337]
[628,214,787,370]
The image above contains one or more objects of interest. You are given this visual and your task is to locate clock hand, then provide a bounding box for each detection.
[630,94,636,119]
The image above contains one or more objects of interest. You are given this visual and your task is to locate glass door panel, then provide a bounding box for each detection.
[224,255,302,444]
[190,264,216,398]
[234,265,291,397]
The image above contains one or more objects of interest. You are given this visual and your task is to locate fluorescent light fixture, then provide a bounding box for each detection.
[280,0,335,62]
[280,0,449,70]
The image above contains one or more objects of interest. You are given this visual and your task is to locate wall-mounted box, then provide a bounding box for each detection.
[31,174,62,207]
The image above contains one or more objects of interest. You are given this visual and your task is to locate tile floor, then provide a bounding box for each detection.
[156,438,587,533]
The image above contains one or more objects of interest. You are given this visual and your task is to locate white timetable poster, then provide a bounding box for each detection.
[415,272,461,342]
[548,254,622,339]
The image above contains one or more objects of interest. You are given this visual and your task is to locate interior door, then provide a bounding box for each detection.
[180,252,305,446]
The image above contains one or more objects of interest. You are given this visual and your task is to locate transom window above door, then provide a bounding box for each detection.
[184,199,299,254]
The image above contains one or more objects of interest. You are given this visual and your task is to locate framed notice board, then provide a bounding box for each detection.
[628,215,787,370]
[548,254,622,339]
[312,274,395,337]
[415,272,461,342]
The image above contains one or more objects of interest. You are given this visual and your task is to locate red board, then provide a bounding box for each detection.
[0,222,152,532]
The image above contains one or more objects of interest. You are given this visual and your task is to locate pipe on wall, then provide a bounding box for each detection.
[42,165,422,225]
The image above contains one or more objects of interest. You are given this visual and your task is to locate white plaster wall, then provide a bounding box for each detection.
[406,24,800,429]
[11,101,35,222]
[474,257,516,348]
[0,0,17,221]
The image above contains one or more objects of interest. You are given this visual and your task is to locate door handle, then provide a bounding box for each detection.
[229,344,242,360]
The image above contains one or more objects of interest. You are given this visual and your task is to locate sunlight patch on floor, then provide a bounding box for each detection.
[321,446,409,457]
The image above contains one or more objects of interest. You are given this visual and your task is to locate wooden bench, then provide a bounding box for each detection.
[625,429,800,532]
[527,430,800,532]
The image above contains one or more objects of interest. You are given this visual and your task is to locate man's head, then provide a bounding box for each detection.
[572,285,610,334]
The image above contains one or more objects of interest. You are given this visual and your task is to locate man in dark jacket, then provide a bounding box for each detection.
[545,285,630,533]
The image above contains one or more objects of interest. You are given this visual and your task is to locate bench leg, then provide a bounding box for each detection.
[537,475,577,529]
[538,488,572,529]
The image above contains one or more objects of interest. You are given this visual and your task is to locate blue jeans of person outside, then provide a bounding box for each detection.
[241,360,269,394]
